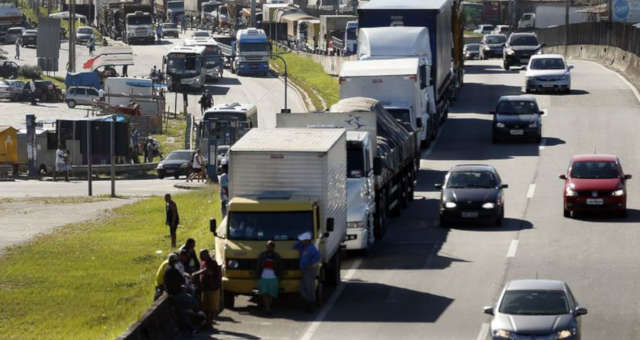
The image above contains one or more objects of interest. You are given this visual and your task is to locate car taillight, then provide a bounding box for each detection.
[339,77,349,84]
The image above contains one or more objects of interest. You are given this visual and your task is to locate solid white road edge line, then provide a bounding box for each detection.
[526,183,536,199]
[476,322,490,340]
[507,240,519,258]
[593,62,640,103]
[299,258,363,340]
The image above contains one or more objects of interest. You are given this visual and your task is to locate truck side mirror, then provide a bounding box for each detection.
[373,157,383,175]
[326,218,334,232]
[209,218,217,233]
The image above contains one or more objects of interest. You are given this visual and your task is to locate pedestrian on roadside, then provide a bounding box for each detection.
[182,16,187,33]
[98,88,105,102]
[156,24,163,42]
[15,37,20,60]
[154,253,173,300]
[198,93,208,114]
[164,253,207,335]
[256,240,283,315]
[217,163,228,217]
[88,37,95,55]
[293,232,320,312]
[187,149,204,182]
[54,144,70,182]
[165,193,180,248]
[192,249,222,327]
[179,238,200,274]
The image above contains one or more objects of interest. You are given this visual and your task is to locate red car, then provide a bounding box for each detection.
[560,154,632,217]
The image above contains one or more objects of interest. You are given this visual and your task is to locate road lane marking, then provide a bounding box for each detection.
[299,258,362,340]
[476,323,490,340]
[526,184,536,198]
[506,240,519,258]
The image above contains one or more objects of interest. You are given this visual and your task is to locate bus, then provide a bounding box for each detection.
[163,45,206,92]
[183,39,224,82]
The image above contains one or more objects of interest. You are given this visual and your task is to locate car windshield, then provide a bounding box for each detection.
[166,151,192,161]
[570,161,619,179]
[447,170,497,188]
[465,44,480,51]
[497,100,539,115]
[128,16,152,25]
[78,28,92,34]
[162,23,177,29]
[510,35,539,46]
[485,35,506,44]
[530,58,565,70]
[228,211,313,241]
[8,28,22,34]
[499,290,570,315]
[482,25,494,31]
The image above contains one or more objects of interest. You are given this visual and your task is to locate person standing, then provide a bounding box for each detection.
[98,88,105,102]
[122,64,128,77]
[165,193,180,248]
[293,232,320,312]
[217,164,229,217]
[88,37,95,55]
[54,145,66,181]
[256,241,283,315]
[179,238,200,274]
[154,254,172,300]
[194,249,222,326]
[188,149,204,182]
[15,37,20,60]
[156,24,163,42]
[198,93,208,114]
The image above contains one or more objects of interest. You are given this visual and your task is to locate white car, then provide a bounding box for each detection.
[191,30,210,40]
[524,54,573,94]
[474,24,494,35]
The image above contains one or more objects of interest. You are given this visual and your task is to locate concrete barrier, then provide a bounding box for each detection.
[116,293,179,340]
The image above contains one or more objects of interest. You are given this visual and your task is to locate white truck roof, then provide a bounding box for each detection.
[361,0,449,10]
[231,128,344,153]
[358,27,431,61]
[340,58,420,77]
[236,28,267,40]
[168,45,206,54]
[183,38,219,46]
[208,102,256,114]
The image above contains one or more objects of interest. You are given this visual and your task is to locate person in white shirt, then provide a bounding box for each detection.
[98,88,104,102]
[187,149,204,182]
[54,145,70,181]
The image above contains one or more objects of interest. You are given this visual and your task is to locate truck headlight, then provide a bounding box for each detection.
[347,221,365,229]
[444,201,457,209]
[227,259,239,269]
[156,163,163,169]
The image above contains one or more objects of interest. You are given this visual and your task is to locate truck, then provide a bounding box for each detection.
[184,0,206,21]
[0,3,24,43]
[358,0,465,126]
[65,71,101,90]
[124,10,155,44]
[231,28,270,76]
[343,20,357,55]
[318,15,356,52]
[213,128,346,308]
[297,18,320,52]
[166,0,185,24]
[163,45,207,91]
[100,3,153,41]
[349,26,438,145]
[213,33,235,65]
[200,1,221,25]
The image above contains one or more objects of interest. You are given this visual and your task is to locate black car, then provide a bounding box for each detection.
[502,32,543,70]
[463,43,481,60]
[21,29,37,47]
[156,149,194,179]
[436,165,508,227]
[0,60,19,78]
[491,95,542,143]
[479,34,507,59]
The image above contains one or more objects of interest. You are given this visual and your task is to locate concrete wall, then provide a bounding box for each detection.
[116,294,180,340]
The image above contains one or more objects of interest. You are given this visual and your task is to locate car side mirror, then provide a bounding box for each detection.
[624,174,632,180]
[575,307,588,316]
[500,184,509,189]
[434,183,442,189]
[538,111,544,115]
[483,306,494,315]
[326,218,334,232]
[559,174,567,180]
[568,65,574,70]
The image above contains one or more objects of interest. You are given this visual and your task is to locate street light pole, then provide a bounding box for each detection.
[69,0,76,72]
[271,54,288,112]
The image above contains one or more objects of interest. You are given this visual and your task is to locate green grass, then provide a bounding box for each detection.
[464,30,483,38]
[16,75,66,89]
[152,113,187,157]
[270,50,340,110]
[0,188,221,340]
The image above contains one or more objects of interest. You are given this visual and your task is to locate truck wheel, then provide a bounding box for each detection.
[223,291,235,309]
[326,251,341,287]
[503,61,510,71]
[315,276,324,306]
[374,191,387,240]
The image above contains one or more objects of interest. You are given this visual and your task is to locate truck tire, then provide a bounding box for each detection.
[390,183,401,217]
[374,190,387,240]
[223,291,235,309]
[325,251,341,287]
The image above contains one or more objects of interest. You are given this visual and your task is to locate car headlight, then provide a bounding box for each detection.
[612,188,625,196]
[347,221,365,229]
[484,46,490,50]
[180,163,188,168]
[227,259,239,269]
[566,187,577,197]
[493,329,514,339]
[482,202,495,209]
[506,49,515,55]
[156,163,163,169]
[556,328,576,339]
[528,121,537,128]
[496,122,505,128]
[444,201,457,209]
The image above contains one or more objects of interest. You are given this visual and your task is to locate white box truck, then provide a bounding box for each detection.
[212,128,347,308]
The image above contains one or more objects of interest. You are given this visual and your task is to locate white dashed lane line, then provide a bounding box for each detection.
[506,240,519,258]
[476,322,490,340]
[526,183,536,199]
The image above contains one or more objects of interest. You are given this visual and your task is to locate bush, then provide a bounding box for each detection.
[18,65,42,79]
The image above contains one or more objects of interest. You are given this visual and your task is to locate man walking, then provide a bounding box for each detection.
[217,163,229,217]
[165,193,180,248]
[293,232,320,312]
[88,37,95,56]
[156,24,163,43]
[15,37,20,60]
[256,241,283,315]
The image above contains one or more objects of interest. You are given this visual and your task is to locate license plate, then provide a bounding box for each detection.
[461,211,479,218]
[586,198,604,205]
[543,83,555,88]
[165,169,174,173]
[510,129,524,135]
[520,58,529,63]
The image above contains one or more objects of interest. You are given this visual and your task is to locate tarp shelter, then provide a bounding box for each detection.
[0,126,18,164]
[83,46,134,71]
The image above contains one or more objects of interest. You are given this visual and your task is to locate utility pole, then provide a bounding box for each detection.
[271,54,288,112]
[565,0,570,53]
[69,0,76,72]
[250,0,256,27]
[87,120,93,196]
[110,116,116,197]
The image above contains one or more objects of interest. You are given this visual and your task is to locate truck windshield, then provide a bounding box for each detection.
[239,42,269,52]
[347,143,365,178]
[128,16,152,25]
[346,28,357,40]
[228,211,314,241]
[168,2,183,9]
[167,54,201,74]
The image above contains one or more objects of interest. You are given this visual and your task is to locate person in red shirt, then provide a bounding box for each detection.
[256,240,283,315]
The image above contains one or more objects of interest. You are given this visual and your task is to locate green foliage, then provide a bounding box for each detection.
[0,189,221,340]
[18,65,42,79]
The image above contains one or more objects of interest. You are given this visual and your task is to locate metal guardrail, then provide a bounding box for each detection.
[71,162,158,174]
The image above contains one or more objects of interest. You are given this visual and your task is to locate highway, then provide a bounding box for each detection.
[202,59,640,340]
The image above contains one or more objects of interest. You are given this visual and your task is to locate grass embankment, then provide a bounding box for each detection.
[270,49,340,110]
[0,188,220,340]
[152,113,187,156]
[464,30,483,38]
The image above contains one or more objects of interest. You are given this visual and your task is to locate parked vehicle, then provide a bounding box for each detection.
[76,26,94,45]
[163,45,207,92]
[318,15,356,53]
[166,0,185,24]
[484,280,587,340]
[473,24,494,34]
[503,32,543,70]
[232,28,270,76]
[0,60,19,78]
[560,154,631,218]
[479,34,506,59]
[463,43,481,60]
[436,164,508,227]
[5,79,24,100]
[160,23,179,38]
[525,54,573,93]
[5,27,25,44]
[214,128,347,308]
[213,33,234,66]
[0,4,24,43]
[184,0,206,22]
[21,29,37,47]
[65,86,99,108]
[156,149,194,179]
[191,30,211,40]
[100,3,152,41]
[0,79,14,100]
[491,95,543,143]
[343,20,358,55]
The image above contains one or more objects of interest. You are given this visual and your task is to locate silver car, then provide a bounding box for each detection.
[525,54,573,94]
[65,86,99,108]
[76,26,94,45]
[0,79,24,101]
[484,280,587,340]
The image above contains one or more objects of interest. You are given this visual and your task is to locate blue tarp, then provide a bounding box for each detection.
[65,71,101,89]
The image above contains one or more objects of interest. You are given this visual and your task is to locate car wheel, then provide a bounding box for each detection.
[67,100,76,108]
[618,209,627,218]
[174,174,179,179]
[503,61,509,70]
[496,208,504,226]
[564,209,571,218]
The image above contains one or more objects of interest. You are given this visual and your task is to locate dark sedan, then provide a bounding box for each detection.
[479,34,506,59]
[21,29,37,47]
[435,164,507,227]
[156,149,194,179]
[464,43,481,60]
[484,280,587,340]
[503,32,544,70]
[492,95,543,143]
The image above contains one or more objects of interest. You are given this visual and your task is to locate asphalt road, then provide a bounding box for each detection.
[196,59,640,340]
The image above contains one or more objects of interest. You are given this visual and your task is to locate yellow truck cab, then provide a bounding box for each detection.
[210,128,347,309]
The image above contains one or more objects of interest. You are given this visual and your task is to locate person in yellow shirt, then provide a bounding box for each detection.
[154,254,173,300]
